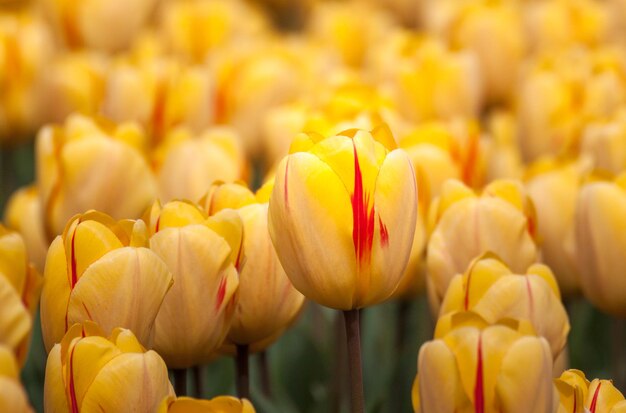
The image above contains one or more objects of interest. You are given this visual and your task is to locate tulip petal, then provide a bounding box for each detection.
[0,277,30,352]
[43,345,70,413]
[41,237,71,352]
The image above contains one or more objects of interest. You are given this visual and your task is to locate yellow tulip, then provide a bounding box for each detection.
[439,255,570,358]
[555,369,626,413]
[199,182,305,351]
[158,396,255,413]
[154,127,246,203]
[484,111,524,181]
[144,200,240,368]
[413,314,554,413]
[36,114,156,238]
[40,0,158,52]
[268,127,417,310]
[0,345,33,412]
[581,108,626,174]
[525,159,583,296]
[426,179,538,311]
[40,211,173,352]
[44,322,173,413]
[575,173,626,316]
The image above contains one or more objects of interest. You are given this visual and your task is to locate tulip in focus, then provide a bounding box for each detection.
[0,226,41,366]
[143,200,240,368]
[0,346,33,412]
[44,322,172,413]
[555,369,626,413]
[40,211,173,352]
[158,396,255,413]
[268,126,417,310]
[413,313,554,413]
[439,255,570,358]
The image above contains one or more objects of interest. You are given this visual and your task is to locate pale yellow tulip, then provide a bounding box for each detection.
[0,346,33,412]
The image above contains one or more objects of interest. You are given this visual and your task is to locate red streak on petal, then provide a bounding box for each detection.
[464,271,473,311]
[525,277,534,317]
[351,142,375,267]
[155,215,161,233]
[590,382,602,413]
[215,277,227,311]
[463,132,479,186]
[234,235,244,272]
[68,346,79,413]
[378,215,389,248]
[81,302,93,320]
[284,158,290,211]
[573,391,577,413]
[474,334,485,413]
[70,227,78,289]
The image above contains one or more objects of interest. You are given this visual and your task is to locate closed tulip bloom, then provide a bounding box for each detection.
[581,108,626,174]
[555,369,626,413]
[0,346,33,412]
[40,0,158,52]
[145,200,240,368]
[440,255,570,358]
[413,314,554,413]
[36,114,157,238]
[158,396,255,413]
[199,182,305,351]
[427,179,537,310]
[268,127,417,310]
[0,226,41,366]
[44,322,172,413]
[155,127,246,202]
[575,174,626,316]
[40,211,173,352]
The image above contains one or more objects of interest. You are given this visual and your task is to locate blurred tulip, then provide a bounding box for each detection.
[154,127,246,202]
[554,369,626,413]
[581,108,626,174]
[40,211,173,352]
[36,114,156,238]
[268,127,417,310]
[0,226,41,366]
[525,159,583,296]
[426,179,538,311]
[366,0,423,27]
[575,173,626,317]
[199,182,305,352]
[0,345,33,412]
[144,200,240,368]
[413,314,554,413]
[44,322,172,413]
[40,0,158,52]
[485,111,524,181]
[158,395,255,413]
[440,255,570,358]
[4,185,48,271]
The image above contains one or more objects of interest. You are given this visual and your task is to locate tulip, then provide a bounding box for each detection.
[525,159,583,296]
[554,369,626,413]
[575,173,626,317]
[155,127,246,202]
[0,345,33,412]
[40,0,158,52]
[44,322,172,413]
[40,211,173,352]
[581,108,626,175]
[0,226,41,366]
[35,114,157,238]
[427,179,538,311]
[199,182,305,351]
[439,255,570,358]
[4,185,48,271]
[158,396,255,413]
[413,313,554,413]
[484,111,524,181]
[142,200,240,369]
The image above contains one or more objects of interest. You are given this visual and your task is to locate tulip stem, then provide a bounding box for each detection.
[259,351,272,398]
[613,318,626,391]
[193,366,204,398]
[236,344,250,399]
[343,309,364,413]
[173,369,187,396]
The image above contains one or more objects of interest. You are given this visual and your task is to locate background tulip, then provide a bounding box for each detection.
[0,345,33,412]
[44,322,172,413]
[158,396,255,413]
[145,200,240,368]
[555,369,626,413]
[40,211,173,352]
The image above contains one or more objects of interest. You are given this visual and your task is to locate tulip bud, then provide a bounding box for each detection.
[554,369,626,413]
[144,200,240,368]
[35,114,156,239]
[0,345,33,412]
[413,313,554,413]
[440,255,570,358]
[44,322,172,413]
[581,108,626,174]
[268,127,417,310]
[199,182,305,352]
[485,111,524,181]
[575,174,626,317]
[0,226,41,366]
[427,179,538,311]
[154,127,246,203]
[40,211,173,352]
[158,395,255,413]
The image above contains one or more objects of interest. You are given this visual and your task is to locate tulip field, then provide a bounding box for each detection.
[3,0,626,412]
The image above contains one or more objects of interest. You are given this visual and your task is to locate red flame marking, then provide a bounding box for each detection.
[351,142,375,267]
[474,334,485,413]
[590,382,602,413]
[215,277,227,311]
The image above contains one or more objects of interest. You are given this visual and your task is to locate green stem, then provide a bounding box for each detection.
[343,309,364,413]
[173,369,187,396]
